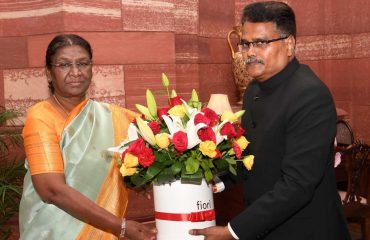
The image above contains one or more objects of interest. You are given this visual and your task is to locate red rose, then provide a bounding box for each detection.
[148,121,161,135]
[170,96,183,106]
[232,142,242,159]
[138,147,155,167]
[194,113,211,126]
[233,123,245,138]
[127,138,146,155]
[157,107,169,121]
[197,127,216,143]
[214,149,221,159]
[220,122,236,138]
[171,131,188,152]
[202,108,219,127]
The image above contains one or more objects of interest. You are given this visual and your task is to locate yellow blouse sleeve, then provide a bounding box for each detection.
[22,102,65,175]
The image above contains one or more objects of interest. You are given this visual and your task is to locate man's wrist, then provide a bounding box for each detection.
[227,222,239,239]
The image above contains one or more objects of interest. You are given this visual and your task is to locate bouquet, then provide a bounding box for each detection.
[110,73,254,188]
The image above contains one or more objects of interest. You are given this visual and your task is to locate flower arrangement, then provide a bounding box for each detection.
[110,73,254,188]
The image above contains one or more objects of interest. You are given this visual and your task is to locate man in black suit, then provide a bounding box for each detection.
[190,1,351,239]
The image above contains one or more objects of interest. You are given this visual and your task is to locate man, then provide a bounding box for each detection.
[190,2,351,239]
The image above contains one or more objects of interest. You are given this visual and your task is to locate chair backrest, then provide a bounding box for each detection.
[341,142,370,204]
[336,120,355,147]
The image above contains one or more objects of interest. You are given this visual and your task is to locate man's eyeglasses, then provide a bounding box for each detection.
[51,61,93,72]
[238,36,289,52]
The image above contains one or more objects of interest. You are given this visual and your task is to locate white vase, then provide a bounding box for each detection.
[153,179,216,240]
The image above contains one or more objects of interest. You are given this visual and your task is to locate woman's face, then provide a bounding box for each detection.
[47,45,92,98]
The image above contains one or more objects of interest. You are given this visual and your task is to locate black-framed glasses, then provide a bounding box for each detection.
[238,36,289,52]
[51,61,93,72]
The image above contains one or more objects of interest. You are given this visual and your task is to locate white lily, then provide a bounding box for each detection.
[162,115,183,135]
[213,120,229,145]
[181,99,198,119]
[107,123,139,154]
[186,117,207,149]
[162,114,206,150]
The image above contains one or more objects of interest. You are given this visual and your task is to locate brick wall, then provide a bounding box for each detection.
[1,0,369,143]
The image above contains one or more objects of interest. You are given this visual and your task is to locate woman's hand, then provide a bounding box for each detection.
[125,220,157,240]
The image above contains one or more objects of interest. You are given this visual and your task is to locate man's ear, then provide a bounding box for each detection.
[286,36,295,57]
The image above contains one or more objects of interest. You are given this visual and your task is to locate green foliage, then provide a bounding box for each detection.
[0,106,25,239]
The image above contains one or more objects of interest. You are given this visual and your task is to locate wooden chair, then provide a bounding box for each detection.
[340,142,370,240]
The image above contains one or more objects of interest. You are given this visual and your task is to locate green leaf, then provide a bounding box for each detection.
[218,142,232,151]
[154,150,172,164]
[130,173,147,187]
[155,167,176,184]
[225,158,237,165]
[213,158,229,171]
[171,161,182,175]
[146,162,165,180]
[181,169,203,185]
[204,170,213,182]
[185,157,200,174]
[229,164,237,175]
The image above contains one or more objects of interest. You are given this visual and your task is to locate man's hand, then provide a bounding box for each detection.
[189,226,234,240]
[125,220,157,240]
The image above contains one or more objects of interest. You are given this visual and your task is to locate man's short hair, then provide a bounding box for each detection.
[241,1,296,38]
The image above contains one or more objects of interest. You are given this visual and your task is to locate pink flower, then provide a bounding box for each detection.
[170,96,183,106]
[233,123,245,138]
[197,127,216,143]
[148,121,161,135]
[157,107,169,121]
[127,138,146,156]
[220,122,236,138]
[194,113,211,126]
[171,131,188,152]
[232,142,242,159]
[202,108,219,127]
[138,147,155,167]
[214,149,221,159]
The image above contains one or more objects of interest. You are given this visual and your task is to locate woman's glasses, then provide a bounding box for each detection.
[51,61,92,72]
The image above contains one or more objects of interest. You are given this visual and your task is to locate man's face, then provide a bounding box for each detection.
[240,22,294,82]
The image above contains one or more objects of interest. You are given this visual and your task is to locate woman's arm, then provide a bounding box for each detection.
[32,173,156,239]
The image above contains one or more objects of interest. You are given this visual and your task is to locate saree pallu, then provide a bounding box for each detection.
[19,100,135,240]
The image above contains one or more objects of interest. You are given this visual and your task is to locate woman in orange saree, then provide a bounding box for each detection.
[19,34,156,240]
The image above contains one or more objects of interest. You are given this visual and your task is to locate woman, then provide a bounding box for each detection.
[19,34,157,240]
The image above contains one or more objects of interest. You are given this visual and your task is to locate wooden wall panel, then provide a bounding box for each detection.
[122,0,174,31]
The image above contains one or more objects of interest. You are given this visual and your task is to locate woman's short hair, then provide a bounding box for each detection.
[241,1,296,38]
[45,34,93,93]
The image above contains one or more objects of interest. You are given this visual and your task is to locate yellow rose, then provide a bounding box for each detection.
[155,133,170,149]
[221,111,236,122]
[168,105,185,118]
[242,155,254,171]
[120,164,137,176]
[199,140,217,158]
[123,153,139,168]
[235,136,249,150]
